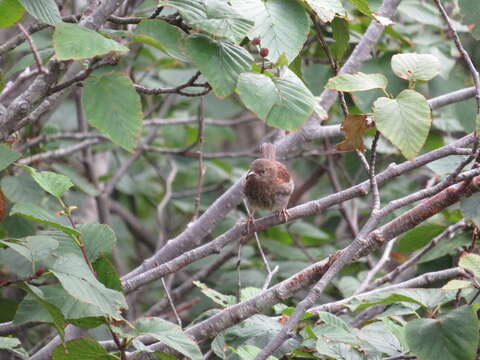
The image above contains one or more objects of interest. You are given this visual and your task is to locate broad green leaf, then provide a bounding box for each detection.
[442,279,471,290]
[79,223,116,261]
[133,19,189,62]
[50,254,127,319]
[316,338,364,360]
[1,173,44,204]
[347,288,457,312]
[158,0,206,22]
[374,89,431,159]
[428,155,468,176]
[94,256,123,292]
[52,338,117,360]
[461,193,480,228]
[236,345,278,360]
[332,17,349,61]
[236,70,315,130]
[20,165,73,198]
[191,0,254,43]
[0,144,20,170]
[405,306,479,360]
[459,0,480,40]
[0,336,28,358]
[305,0,346,23]
[186,34,253,98]
[51,163,99,196]
[53,22,129,60]
[459,253,480,278]
[18,0,61,25]
[398,223,444,253]
[240,287,262,301]
[193,281,236,307]
[0,0,25,27]
[391,53,441,81]
[83,71,142,152]
[355,321,403,356]
[20,283,66,339]
[0,235,58,263]
[418,234,471,263]
[346,0,372,17]
[134,317,203,360]
[289,221,329,240]
[230,0,309,63]
[314,312,358,345]
[14,284,104,324]
[325,72,388,92]
[10,203,79,236]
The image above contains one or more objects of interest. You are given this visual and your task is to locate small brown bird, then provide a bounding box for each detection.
[243,143,294,229]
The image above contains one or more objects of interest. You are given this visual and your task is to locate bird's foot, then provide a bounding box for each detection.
[243,214,256,234]
[278,208,290,223]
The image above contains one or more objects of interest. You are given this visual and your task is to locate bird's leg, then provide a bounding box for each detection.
[278,208,290,223]
[247,209,256,233]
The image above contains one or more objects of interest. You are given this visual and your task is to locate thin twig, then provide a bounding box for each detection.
[161,278,182,328]
[433,0,480,115]
[17,23,47,75]
[369,131,381,211]
[193,97,206,221]
[236,241,243,302]
[355,238,396,294]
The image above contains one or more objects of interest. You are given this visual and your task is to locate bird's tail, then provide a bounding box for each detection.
[261,143,276,160]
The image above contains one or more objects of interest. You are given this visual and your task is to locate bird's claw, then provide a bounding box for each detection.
[278,208,290,223]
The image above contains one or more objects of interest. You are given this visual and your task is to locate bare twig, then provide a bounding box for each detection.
[161,278,182,328]
[17,23,47,75]
[433,0,480,115]
[193,97,206,221]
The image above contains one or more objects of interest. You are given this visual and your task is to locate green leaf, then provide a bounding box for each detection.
[52,338,117,360]
[374,89,431,159]
[314,312,359,345]
[316,338,364,360]
[230,0,309,63]
[459,253,480,279]
[186,34,253,98]
[418,234,471,263]
[325,72,388,92]
[20,283,66,339]
[0,336,28,358]
[347,288,457,312]
[236,345,278,360]
[397,223,444,253]
[356,321,403,356]
[18,0,61,25]
[83,71,142,152]
[10,203,79,236]
[0,144,20,170]
[191,0,254,43]
[332,17,349,61]
[134,317,203,360]
[1,172,44,204]
[0,235,58,263]
[391,53,441,82]
[94,256,123,292]
[158,0,206,23]
[79,223,116,261]
[346,0,372,17]
[20,165,73,198]
[236,69,315,131]
[193,281,236,307]
[459,0,480,40]
[53,22,129,60]
[50,254,127,319]
[14,284,104,324]
[51,164,99,196]
[305,0,346,23]
[405,306,479,360]
[133,19,189,62]
[461,193,480,227]
[0,0,25,28]
[442,279,471,290]
[288,221,329,240]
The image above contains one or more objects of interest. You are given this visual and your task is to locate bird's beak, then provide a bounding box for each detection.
[246,170,256,179]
